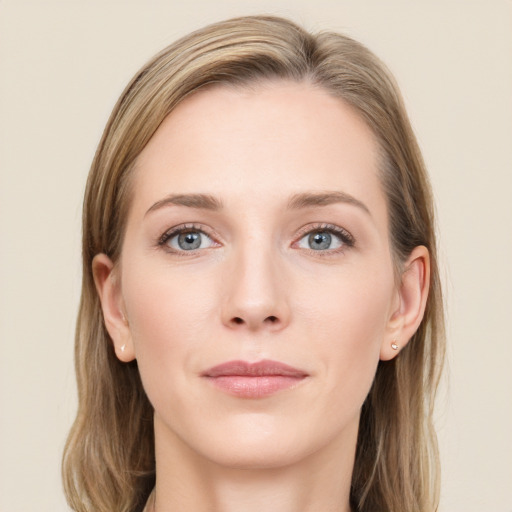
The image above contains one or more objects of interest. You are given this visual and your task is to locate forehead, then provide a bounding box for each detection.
[132,81,385,218]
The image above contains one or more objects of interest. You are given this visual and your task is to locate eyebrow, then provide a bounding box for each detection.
[145,193,223,216]
[287,191,371,216]
[145,190,370,217]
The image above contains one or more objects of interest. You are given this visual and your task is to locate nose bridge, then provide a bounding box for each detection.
[222,233,289,331]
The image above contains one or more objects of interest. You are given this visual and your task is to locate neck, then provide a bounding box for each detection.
[149,415,357,512]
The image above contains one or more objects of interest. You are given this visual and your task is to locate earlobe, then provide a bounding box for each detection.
[380,246,430,361]
[92,253,136,362]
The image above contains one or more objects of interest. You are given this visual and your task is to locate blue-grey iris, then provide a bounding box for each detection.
[178,232,202,250]
[309,232,331,250]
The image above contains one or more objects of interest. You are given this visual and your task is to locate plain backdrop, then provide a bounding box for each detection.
[1,1,511,511]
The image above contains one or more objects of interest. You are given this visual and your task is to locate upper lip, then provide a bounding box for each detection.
[202,359,308,378]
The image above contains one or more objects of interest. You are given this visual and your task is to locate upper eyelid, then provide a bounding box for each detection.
[158,223,218,245]
[294,223,355,244]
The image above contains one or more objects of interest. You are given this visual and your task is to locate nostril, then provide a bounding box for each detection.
[230,316,278,326]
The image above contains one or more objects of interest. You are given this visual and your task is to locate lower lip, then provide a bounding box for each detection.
[204,375,306,398]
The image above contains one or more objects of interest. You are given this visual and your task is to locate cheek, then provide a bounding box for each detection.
[121,264,218,397]
[298,260,394,347]
[297,263,394,406]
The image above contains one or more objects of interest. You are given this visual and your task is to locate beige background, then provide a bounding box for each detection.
[1,1,511,511]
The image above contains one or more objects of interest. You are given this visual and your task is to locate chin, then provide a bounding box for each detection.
[202,437,309,471]
[183,413,343,471]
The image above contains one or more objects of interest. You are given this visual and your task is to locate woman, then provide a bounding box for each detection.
[62,15,445,512]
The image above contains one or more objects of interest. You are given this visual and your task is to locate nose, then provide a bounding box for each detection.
[221,243,291,332]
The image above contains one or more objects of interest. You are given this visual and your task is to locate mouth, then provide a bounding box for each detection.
[201,359,309,399]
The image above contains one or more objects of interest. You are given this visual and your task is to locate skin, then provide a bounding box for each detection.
[94,81,430,512]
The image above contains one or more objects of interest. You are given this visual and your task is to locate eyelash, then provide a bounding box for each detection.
[294,223,355,255]
[158,223,219,256]
[157,222,355,255]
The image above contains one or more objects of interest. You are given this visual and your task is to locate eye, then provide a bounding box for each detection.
[160,226,218,252]
[297,231,342,251]
[295,225,354,252]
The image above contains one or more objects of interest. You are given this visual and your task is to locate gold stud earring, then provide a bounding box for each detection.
[391,341,399,351]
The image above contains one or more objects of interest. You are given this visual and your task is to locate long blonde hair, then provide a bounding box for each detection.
[63,15,445,512]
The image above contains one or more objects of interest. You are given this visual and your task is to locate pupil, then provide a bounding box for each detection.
[309,232,331,250]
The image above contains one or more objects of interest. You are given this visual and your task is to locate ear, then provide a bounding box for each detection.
[92,253,135,362]
[380,245,430,361]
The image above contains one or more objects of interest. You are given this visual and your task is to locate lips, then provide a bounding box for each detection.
[202,359,308,398]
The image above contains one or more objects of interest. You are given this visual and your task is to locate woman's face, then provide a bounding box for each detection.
[102,81,407,469]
